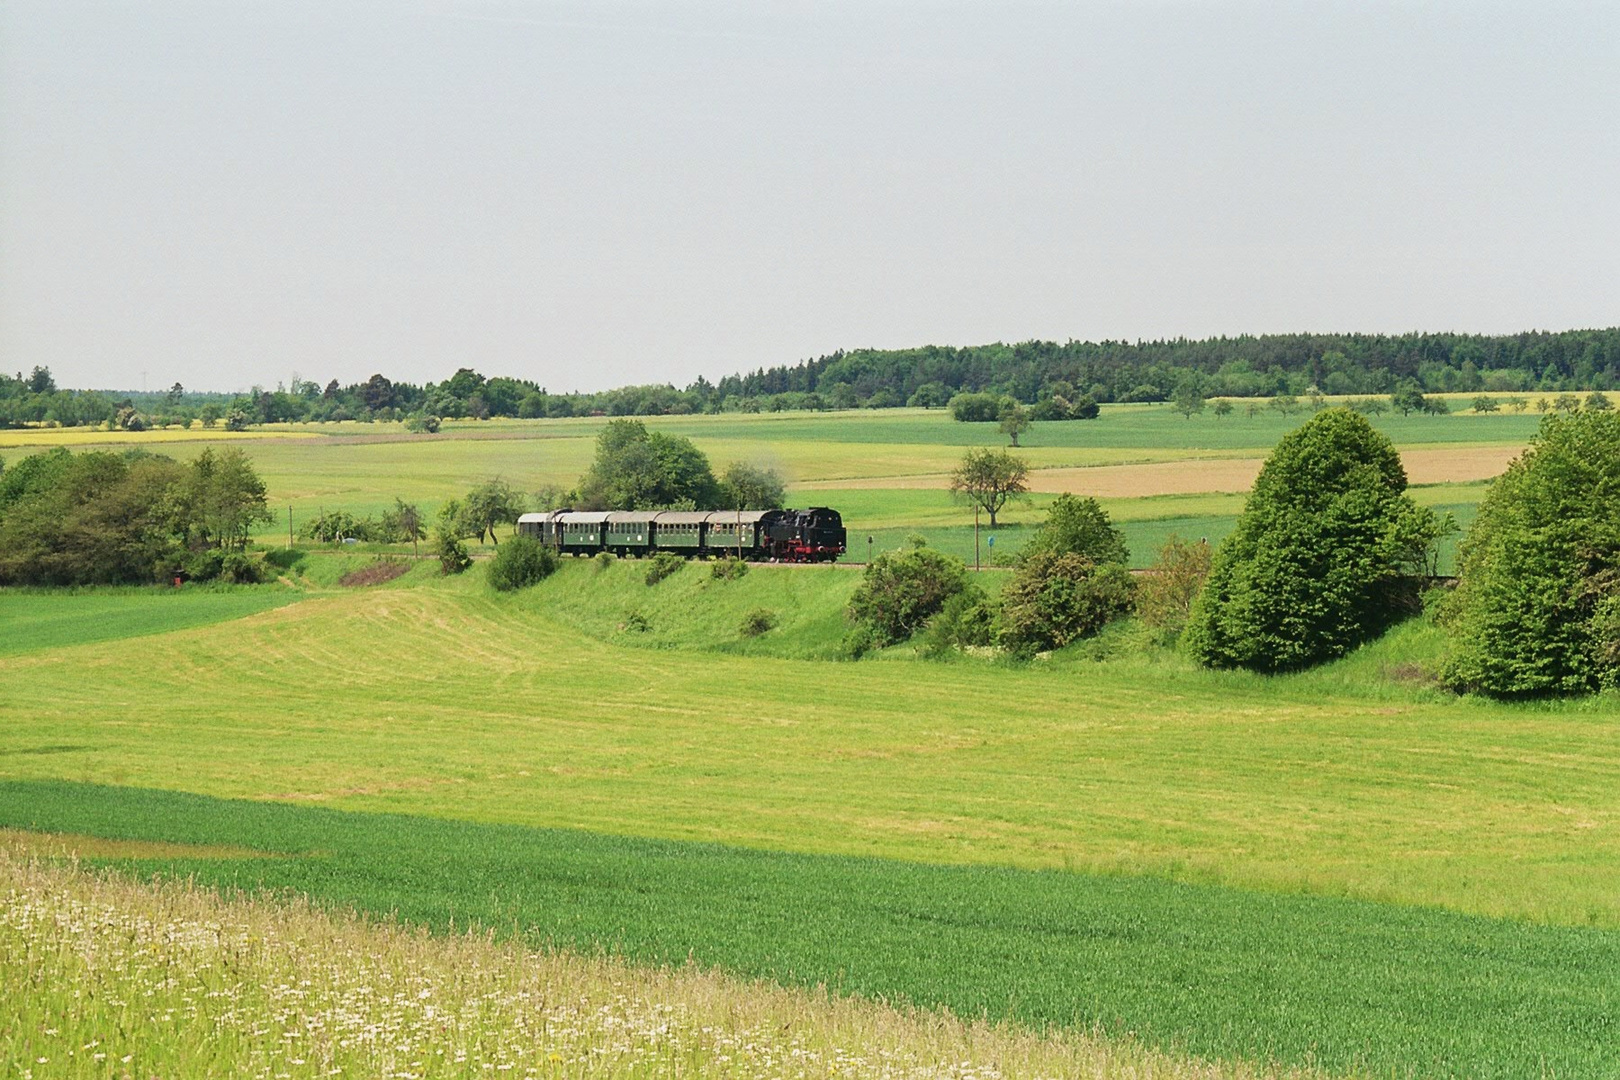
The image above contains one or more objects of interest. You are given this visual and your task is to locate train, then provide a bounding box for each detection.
[516,507,847,563]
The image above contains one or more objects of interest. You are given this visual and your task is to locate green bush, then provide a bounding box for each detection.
[997,551,1134,655]
[434,528,471,575]
[1184,409,1444,672]
[710,557,749,581]
[262,548,305,572]
[920,585,997,655]
[739,608,778,637]
[1020,494,1128,565]
[1135,536,1214,643]
[594,551,616,572]
[947,392,1005,423]
[1442,411,1620,695]
[486,535,558,591]
[847,546,968,646]
[181,549,225,582]
[644,552,685,586]
[218,550,264,585]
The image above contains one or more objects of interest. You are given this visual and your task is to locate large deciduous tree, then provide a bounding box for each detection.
[576,419,721,510]
[1442,411,1620,696]
[949,448,1029,528]
[179,447,273,552]
[718,461,786,510]
[0,447,273,585]
[1184,409,1446,672]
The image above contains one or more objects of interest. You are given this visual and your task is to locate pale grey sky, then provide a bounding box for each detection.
[2,1,1615,393]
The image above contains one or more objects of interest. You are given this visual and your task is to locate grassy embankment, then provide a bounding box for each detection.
[7,563,1617,926]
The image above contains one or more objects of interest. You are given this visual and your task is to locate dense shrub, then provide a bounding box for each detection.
[486,535,558,591]
[1184,409,1445,672]
[404,413,441,433]
[435,528,472,575]
[920,585,997,655]
[1442,411,1620,695]
[1135,536,1213,642]
[262,547,305,572]
[739,608,778,636]
[710,557,749,580]
[1020,494,1128,565]
[997,551,1134,654]
[594,551,617,572]
[644,552,685,585]
[847,544,968,646]
[218,550,264,584]
[948,392,1005,423]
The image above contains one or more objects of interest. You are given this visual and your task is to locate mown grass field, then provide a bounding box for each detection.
[0,585,298,657]
[8,565,1617,928]
[4,404,1597,1078]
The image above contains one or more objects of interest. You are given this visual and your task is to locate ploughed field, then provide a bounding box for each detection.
[4,557,1620,1079]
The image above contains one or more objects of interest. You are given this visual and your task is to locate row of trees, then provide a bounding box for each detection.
[0,447,272,585]
[9,328,1618,430]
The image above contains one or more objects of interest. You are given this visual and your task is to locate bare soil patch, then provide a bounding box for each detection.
[339,560,412,588]
[819,445,1525,497]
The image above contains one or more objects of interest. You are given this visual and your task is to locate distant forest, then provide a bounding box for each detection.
[4,328,1619,429]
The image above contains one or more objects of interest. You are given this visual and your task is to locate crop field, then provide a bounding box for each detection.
[0,585,298,658]
[6,404,1602,1078]
[4,781,1618,1080]
[3,848,1303,1080]
[0,404,1533,564]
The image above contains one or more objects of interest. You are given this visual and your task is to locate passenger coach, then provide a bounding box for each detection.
[516,507,846,562]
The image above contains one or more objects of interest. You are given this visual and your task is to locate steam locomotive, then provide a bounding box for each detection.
[516,507,846,563]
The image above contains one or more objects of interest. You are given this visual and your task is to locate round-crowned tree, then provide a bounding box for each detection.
[1184,409,1443,671]
[1442,411,1620,696]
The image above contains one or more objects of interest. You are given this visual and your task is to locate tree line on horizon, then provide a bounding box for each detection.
[5,328,1620,431]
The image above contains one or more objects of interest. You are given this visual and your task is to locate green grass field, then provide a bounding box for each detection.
[0,585,298,657]
[4,780,1616,1080]
[4,404,1597,1079]
[0,404,1531,553]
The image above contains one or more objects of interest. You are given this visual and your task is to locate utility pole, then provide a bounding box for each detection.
[288,505,293,549]
[975,507,980,572]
